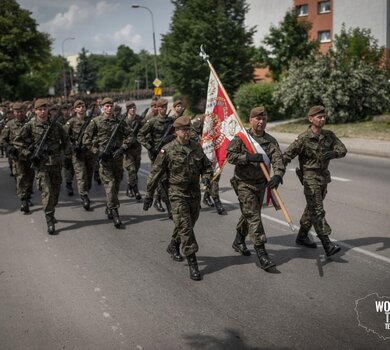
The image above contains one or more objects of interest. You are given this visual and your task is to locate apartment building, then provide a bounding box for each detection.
[247,0,390,53]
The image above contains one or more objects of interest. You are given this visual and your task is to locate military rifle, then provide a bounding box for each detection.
[99,112,127,163]
[74,104,96,152]
[151,111,174,161]
[30,107,62,169]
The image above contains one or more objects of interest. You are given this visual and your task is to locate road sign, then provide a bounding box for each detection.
[154,87,162,96]
[153,78,162,87]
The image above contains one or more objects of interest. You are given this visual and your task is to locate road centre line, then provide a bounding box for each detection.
[138,168,389,265]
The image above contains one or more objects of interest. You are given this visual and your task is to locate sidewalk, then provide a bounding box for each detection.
[269,131,390,159]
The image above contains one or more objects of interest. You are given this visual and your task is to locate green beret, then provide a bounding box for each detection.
[73,100,85,108]
[173,116,191,129]
[250,106,267,118]
[308,105,326,117]
[173,100,182,107]
[126,101,136,109]
[101,97,113,105]
[156,98,168,107]
[34,99,49,109]
[12,102,24,110]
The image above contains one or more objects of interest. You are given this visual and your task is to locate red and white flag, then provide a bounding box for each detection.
[201,68,279,208]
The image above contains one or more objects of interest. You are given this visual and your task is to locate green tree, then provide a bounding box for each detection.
[274,27,390,123]
[76,48,97,93]
[258,9,319,81]
[160,0,255,111]
[116,45,139,72]
[0,0,52,100]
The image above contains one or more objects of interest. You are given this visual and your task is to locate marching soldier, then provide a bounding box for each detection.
[171,99,184,119]
[227,106,285,271]
[142,97,159,122]
[123,101,143,200]
[138,98,174,216]
[83,97,131,228]
[58,103,75,196]
[14,99,70,235]
[143,116,213,281]
[64,100,95,210]
[0,102,35,213]
[283,105,347,257]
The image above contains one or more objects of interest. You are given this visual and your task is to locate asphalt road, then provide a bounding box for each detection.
[0,113,389,349]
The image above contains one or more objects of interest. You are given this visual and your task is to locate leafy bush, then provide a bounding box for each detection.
[234,82,286,121]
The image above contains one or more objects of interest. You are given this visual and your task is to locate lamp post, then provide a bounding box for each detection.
[131,4,159,81]
[61,37,75,101]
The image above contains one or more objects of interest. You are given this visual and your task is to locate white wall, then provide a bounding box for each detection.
[333,0,390,48]
[246,0,292,47]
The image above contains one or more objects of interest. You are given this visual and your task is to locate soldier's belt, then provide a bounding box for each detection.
[303,169,326,176]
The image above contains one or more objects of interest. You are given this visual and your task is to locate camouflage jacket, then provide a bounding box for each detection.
[14,118,69,165]
[137,114,174,152]
[0,118,27,146]
[124,114,143,153]
[82,115,132,155]
[227,129,285,185]
[146,139,213,197]
[283,127,347,183]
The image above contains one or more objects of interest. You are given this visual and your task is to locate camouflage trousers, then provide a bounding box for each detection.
[35,165,62,215]
[235,181,267,245]
[72,153,95,196]
[301,181,331,236]
[13,159,34,200]
[63,156,75,183]
[170,192,200,257]
[123,146,141,187]
[203,173,221,199]
[99,159,123,209]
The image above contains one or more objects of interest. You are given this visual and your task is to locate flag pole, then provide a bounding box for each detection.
[200,46,295,231]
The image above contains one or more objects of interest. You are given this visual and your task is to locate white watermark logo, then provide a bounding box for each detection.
[355,293,390,340]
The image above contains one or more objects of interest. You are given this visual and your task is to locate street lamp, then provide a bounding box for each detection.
[131,4,159,81]
[61,37,75,101]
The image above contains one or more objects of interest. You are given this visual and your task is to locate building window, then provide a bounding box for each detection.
[318,1,331,14]
[318,31,331,43]
[297,4,308,16]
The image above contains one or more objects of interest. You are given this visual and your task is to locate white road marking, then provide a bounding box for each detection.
[288,168,351,182]
[139,167,389,265]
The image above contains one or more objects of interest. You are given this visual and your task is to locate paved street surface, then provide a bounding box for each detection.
[1,104,389,349]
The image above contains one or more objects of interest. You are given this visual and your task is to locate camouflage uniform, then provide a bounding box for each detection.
[14,118,69,216]
[124,113,143,190]
[138,113,174,211]
[227,129,285,245]
[83,115,131,210]
[0,118,35,203]
[283,126,347,237]
[64,116,95,197]
[58,112,75,194]
[146,138,213,256]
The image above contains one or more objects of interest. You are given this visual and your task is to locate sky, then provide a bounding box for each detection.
[17,0,175,57]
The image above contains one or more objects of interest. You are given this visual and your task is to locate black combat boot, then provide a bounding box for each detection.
[81,195,90,210]
[112,208,122,228]
[105,207,113,220]
[296,229,317,248]
[27,198,34,206]
[232,232,251,256]
[45,214,57,235]
[186,253,201,281]
[254,244,275,270]
[213,198,226,215]
[153,197,165,212]
[318,235,341,257]
[20,199,30,214]
[126,184,135,198]
[133,184,142,201]
[66,182,74,196]
[166,239,183,261]
[202,192,214,207]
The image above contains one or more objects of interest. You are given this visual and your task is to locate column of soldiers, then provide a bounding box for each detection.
[0,96,347,281]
